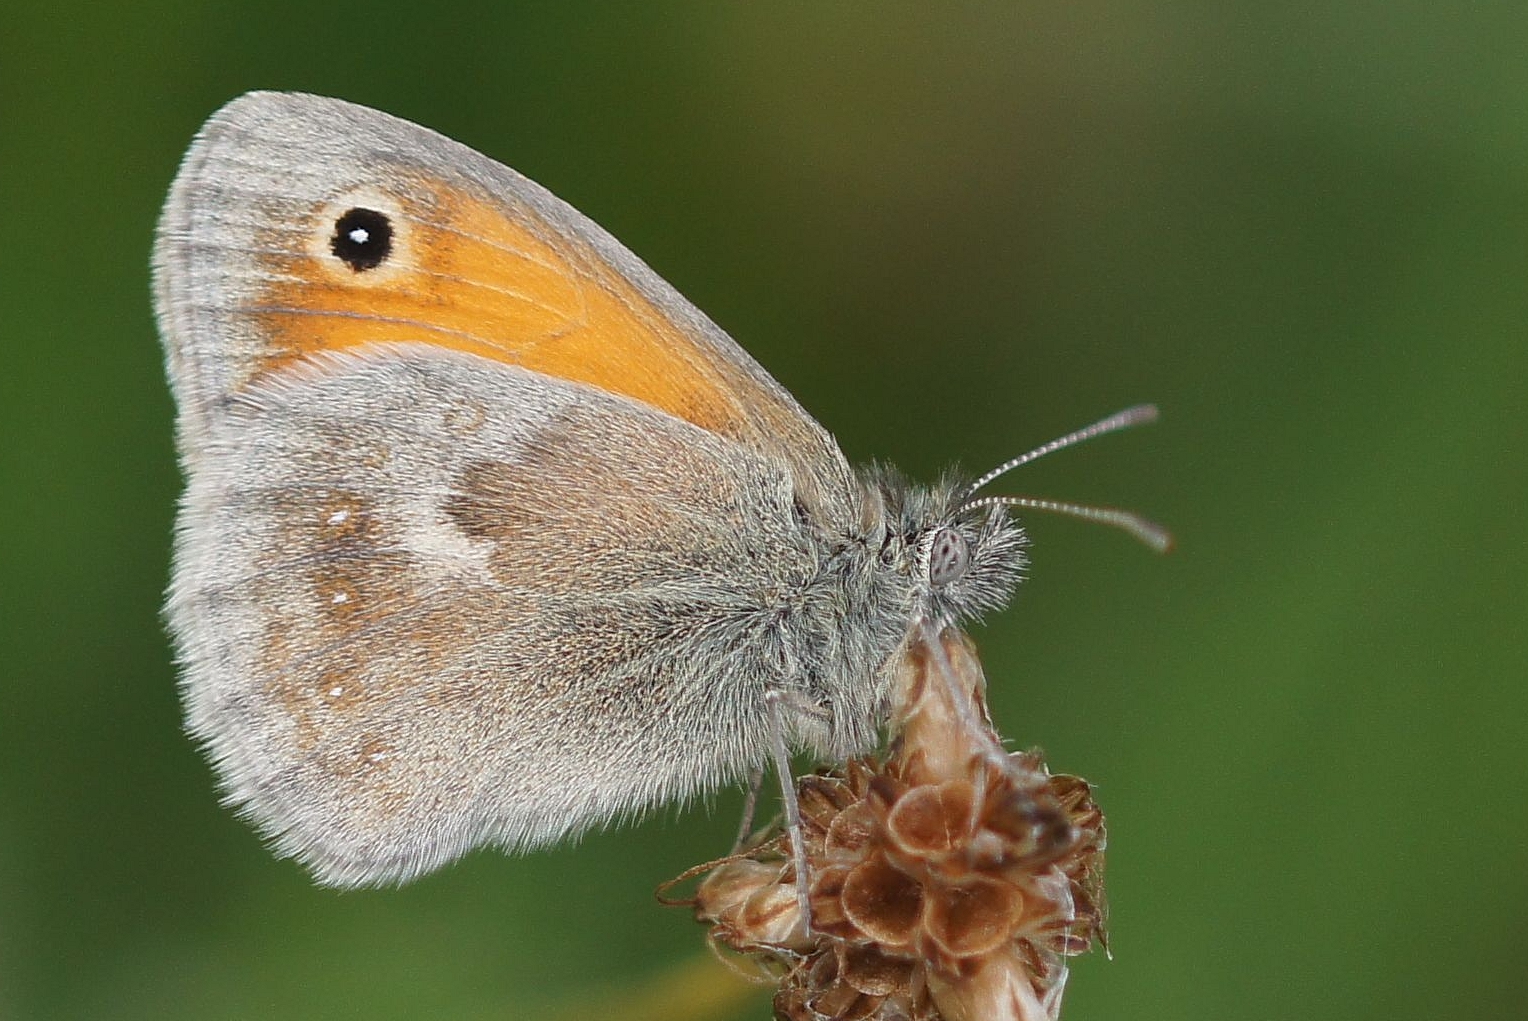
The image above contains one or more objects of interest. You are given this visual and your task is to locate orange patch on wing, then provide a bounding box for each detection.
[248,182,745,435]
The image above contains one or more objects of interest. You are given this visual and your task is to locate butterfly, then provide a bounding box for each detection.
[153,92,1164,889]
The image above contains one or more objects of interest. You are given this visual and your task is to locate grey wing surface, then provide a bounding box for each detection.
[169,344,814,886]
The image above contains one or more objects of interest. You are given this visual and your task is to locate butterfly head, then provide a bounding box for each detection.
[857,403,1173,633]
[863,465,1029,629]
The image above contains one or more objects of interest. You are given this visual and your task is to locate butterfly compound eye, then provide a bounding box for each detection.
[329,207,394,271]
[927,527,969,588]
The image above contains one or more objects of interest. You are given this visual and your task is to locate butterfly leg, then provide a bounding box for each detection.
[763,689,814,934]
[731,766,764,853]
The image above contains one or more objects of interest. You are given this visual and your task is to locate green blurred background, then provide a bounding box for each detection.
[3,2,1524,1019]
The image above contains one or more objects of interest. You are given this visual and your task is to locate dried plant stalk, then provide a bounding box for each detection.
[679,629,1107,1021]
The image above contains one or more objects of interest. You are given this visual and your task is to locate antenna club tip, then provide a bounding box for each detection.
[1125,520,1175,555]
[1129,517,1174,554]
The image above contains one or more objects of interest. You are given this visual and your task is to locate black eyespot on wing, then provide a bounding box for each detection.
[330,207,393,271]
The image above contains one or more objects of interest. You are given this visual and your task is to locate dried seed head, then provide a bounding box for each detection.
[681,629,1108,1021]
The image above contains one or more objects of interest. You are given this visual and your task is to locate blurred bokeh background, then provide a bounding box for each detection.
[3,3,1524,1019]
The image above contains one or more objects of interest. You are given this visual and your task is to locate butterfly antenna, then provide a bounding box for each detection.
[961,403,1172,553]
[963,403,1160,497]
[964,494,1173,553]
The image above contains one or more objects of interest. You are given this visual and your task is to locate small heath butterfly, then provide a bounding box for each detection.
[154,93,1165,888]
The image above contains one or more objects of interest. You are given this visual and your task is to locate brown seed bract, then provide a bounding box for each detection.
[683,630,1108,1021]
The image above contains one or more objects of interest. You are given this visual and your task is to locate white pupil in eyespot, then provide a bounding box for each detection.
[348,227,370,244]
